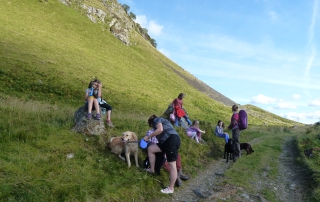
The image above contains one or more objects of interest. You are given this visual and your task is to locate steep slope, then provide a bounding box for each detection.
[0,0,301,126]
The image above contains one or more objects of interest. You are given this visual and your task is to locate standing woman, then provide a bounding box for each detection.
[93,79,114,127]
[172,93,192,127]
[144,115,181,194]
[215,120,230,143]
[227,105,240,159]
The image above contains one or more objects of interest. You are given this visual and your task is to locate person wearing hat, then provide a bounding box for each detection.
[144,115,180,194]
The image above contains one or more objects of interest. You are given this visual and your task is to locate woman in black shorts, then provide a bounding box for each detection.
[144,114,181,194]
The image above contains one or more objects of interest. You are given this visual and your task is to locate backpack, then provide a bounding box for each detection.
[238,110,248,130]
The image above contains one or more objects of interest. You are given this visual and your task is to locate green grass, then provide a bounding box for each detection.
[296,124,320,201]
[0,0,312,201]
[0,98,218,201]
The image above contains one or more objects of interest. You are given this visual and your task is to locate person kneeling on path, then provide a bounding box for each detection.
[145,129,189,187]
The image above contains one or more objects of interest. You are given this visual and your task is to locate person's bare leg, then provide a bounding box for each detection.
[107,110,111,121]
[88,99,93,113]
[93,99,100,113]
[147,144,162,172]
[168,161,177,190]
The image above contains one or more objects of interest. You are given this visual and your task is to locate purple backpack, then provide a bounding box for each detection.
[238,110,248,130]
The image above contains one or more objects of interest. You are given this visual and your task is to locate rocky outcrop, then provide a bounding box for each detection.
[60,0,134,45]
[72,106,106,135]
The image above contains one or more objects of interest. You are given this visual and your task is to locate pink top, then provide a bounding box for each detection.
[230,113,239,129]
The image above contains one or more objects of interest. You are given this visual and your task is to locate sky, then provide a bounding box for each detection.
[117,0,320,124]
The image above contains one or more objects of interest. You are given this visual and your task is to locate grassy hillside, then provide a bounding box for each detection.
[0,0,308,201]
[0,0,301,126]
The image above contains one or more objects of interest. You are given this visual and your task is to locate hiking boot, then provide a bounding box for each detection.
[175,177,182,187]
[107,120,114,128]
[179,173,189,180]
[95,113,101,120]
[161,187,174,194]
[87,113,92,120]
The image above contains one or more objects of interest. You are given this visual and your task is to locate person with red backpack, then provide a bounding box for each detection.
[227,104,241,160]
[172,93,192,127]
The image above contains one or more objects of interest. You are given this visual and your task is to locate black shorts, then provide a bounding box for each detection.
[157,134,180,162]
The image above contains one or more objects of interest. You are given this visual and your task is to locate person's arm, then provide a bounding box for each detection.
[143,123,163,141]
[97,83,102,98]
[84,90,89,101]
[172,98,179,110]
[228,117,236,130]
[215,126,219,135]
[199,128,205,134]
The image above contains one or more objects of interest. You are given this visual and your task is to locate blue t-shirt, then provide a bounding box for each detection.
[152,118,179,144]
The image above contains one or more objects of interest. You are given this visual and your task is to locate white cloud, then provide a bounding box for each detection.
[305,0,319,77]
[268,11,278,21]
[251,94,278,104]
[282,111,320,124]
[292,94,301,100]
[148,20,163,36]
[158,48,170,57]
[135,15,147,27]
[309,98,320,106]
[274,102,296,109]
[135,15,163,36]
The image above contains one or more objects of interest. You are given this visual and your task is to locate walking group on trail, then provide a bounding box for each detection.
[82,83,248,194]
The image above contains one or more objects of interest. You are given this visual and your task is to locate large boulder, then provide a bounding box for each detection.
[71,106,107,135]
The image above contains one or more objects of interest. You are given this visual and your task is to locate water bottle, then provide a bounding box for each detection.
[89,87,94,96]
[101,108,106,115]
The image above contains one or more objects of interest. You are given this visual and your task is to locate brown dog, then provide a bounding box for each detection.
[109,131,139,168]
[240,143,254,155]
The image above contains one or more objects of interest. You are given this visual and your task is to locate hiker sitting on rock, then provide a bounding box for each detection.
[84,81,101,120]
[172,93,192,127]
[93,79,114,127]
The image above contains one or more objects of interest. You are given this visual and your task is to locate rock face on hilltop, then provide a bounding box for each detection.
[60,0,133,45]
[60,0,150,46]
[60,0,237,107]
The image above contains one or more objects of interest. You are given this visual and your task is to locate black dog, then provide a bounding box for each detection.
[240,143,254,155]
[224,138,235,163]
[304,149,313,158]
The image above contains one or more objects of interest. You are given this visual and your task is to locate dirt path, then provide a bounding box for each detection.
[164,136,313,202]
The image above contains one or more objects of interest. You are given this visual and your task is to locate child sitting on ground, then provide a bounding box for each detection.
[84,81,101,120]
[215,120,230,143]
[185,120,206,144]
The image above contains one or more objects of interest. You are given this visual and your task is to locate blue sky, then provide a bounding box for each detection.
[118,0,320,124]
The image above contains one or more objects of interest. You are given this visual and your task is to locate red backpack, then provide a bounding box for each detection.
[238,110,248,130]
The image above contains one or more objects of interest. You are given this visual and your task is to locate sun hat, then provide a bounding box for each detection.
[139,139,148,149]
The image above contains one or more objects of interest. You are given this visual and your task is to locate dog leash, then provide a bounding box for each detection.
[125,140,139,144]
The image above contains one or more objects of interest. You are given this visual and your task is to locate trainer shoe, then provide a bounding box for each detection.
[161,187,174,194]
[106,120,115,128]
[95,113,101,120]
[87,113,92,120]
